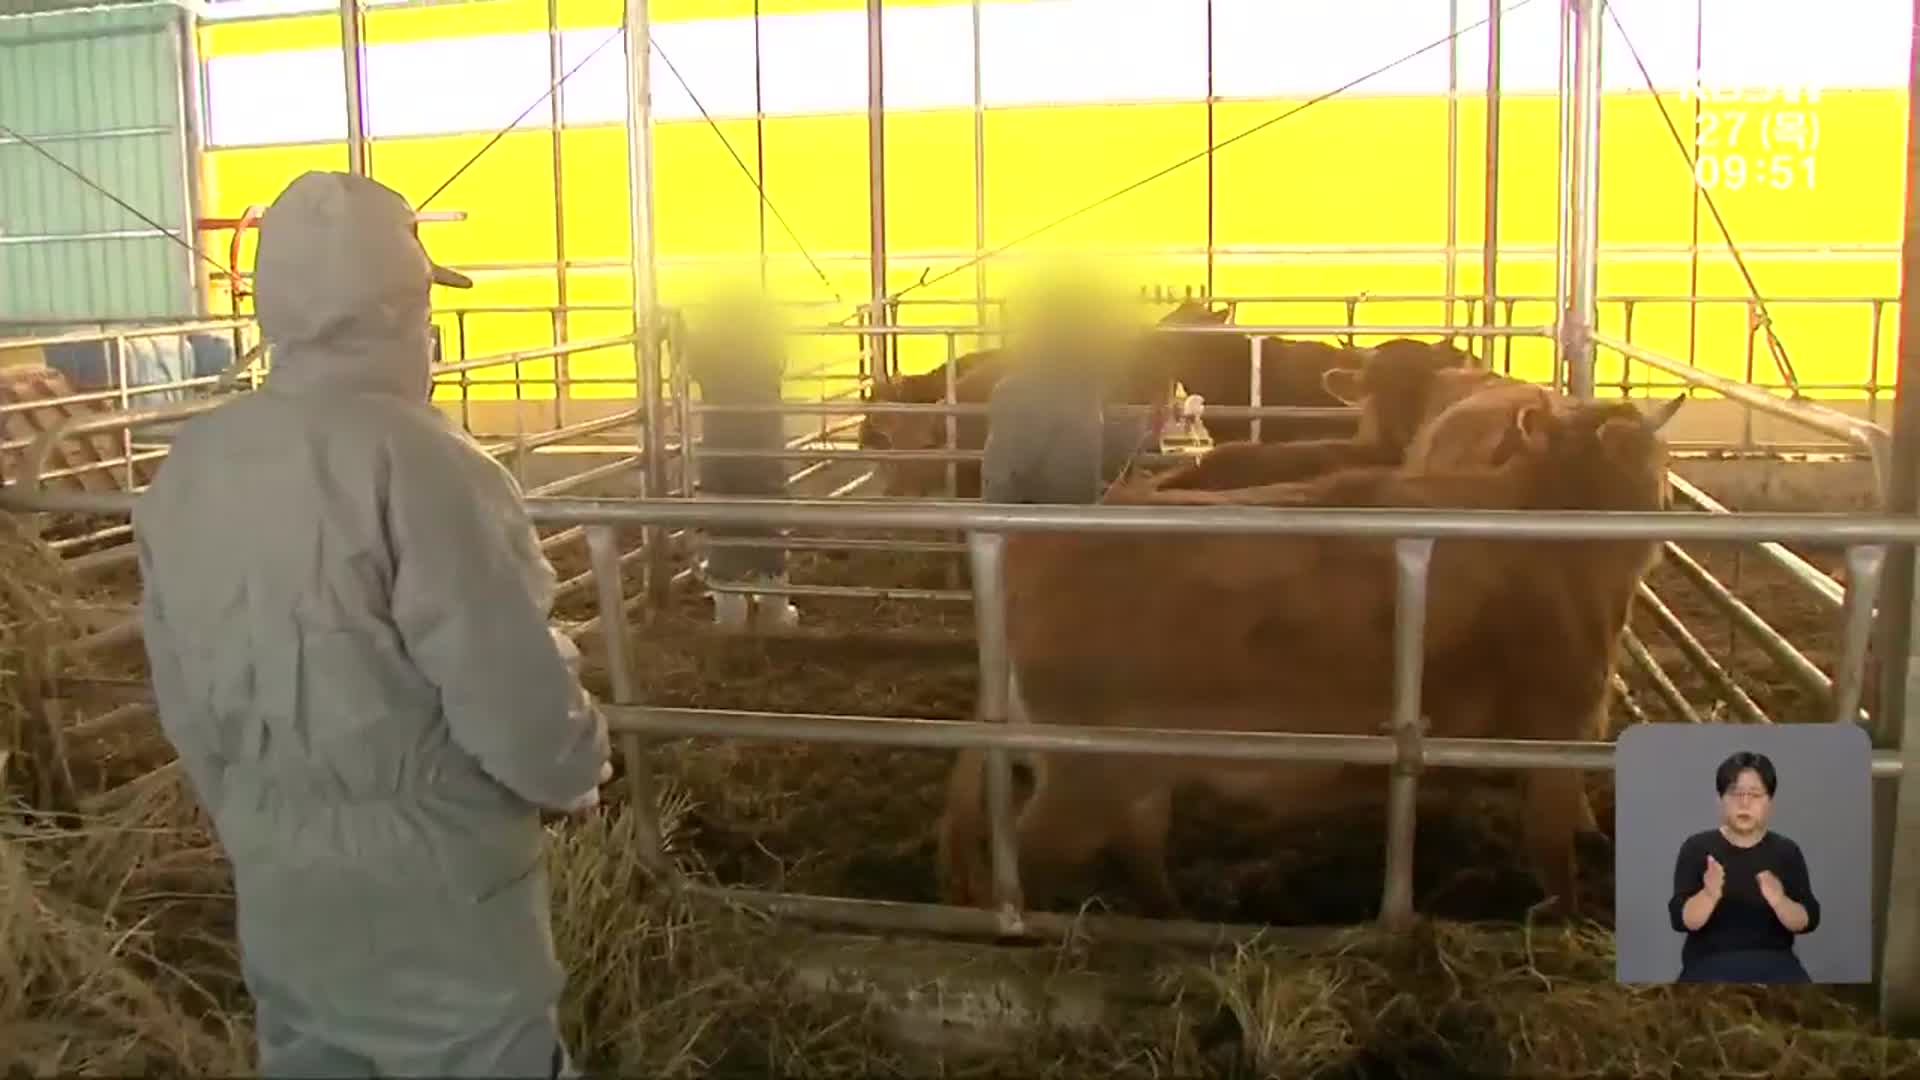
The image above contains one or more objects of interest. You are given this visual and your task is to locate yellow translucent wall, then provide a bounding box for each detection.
[198,5,1905,408]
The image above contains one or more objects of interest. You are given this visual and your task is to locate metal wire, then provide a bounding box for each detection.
[411,0,837,300]
[650,28,841,304]
[414,24,623,210]
[0,119,236,281]
[872,0,1541,313]
[1605,3,1803,392]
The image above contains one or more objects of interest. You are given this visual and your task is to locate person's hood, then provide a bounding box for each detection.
[684,289,787,377]
[254,170,471,401]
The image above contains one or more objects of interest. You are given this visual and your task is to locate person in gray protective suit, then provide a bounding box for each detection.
[982,290,1161,505]
[133,171,611,1079]
[681,296,800,631]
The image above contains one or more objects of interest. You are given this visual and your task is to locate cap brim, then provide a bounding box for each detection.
[431,263,474,289]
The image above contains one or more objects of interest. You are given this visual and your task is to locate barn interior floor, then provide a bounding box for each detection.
[8,479,1914,1078]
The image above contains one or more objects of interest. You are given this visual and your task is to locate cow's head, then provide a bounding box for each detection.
[1138,301,1237,392]
[856,379,939,495]
[857,379,904,449]
[1404,380,1559,472]
[1320,338,1480,452]
[1444,390,1683,511]
[1532,392,1682,511]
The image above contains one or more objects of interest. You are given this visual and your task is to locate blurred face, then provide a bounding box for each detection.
[1720,768,1772,835]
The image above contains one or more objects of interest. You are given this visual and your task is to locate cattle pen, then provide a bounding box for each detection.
[5,0,1920,1076]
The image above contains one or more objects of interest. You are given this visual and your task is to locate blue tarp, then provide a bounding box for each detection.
[43,332,237,404]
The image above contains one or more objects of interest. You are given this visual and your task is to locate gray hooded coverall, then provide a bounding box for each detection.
[133,171,610,1078]
[982,330,1157,505]
[681,310,790,581]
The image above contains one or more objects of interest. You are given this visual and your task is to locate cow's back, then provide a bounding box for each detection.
[1172,336,1361,445]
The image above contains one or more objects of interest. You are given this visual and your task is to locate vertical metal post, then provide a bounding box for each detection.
[1562,0,1603,400]
[1444,0,1460,337]
[1686,0,1705,369]
[584,526,674,879]
[1885,577,1920,1030]
[971,0,988,332]
[1204,0,1217,300]
[1247,336,1264,443]
[547,0,571,429]
[671,319,696,498]
[866,0,891,361]
[1873,0,1920,1034]
[1833,545,1888,727]
[968,530,1025,932]
[1379,538,1433,930]
[112,337,133,490]
[753,1,769,289]
[944,334,960,499]
[624,0,668,608]
[1551,0,1574,390]
[1478,0,1502,368]
[340,0,370,176]
[174,10,208,317]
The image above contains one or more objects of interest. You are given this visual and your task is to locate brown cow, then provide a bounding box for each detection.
[938,386,1681,920]
[852,308,1201,465]
[1148,308,1481,448]
[858,303,1383,498]
[856,346,1006,454]
[1150,338,1497,491]
[859,358,1003,498]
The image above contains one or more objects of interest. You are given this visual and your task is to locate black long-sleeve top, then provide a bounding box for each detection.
[1668,828,1821,973]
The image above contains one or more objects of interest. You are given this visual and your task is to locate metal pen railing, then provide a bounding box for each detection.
[6,334,676,603]
[677,320,1531,607]
[526,497,1914,952]
[1,321,264,509]
[672,324,1881,711]
[179,290,1900,421]
[9,318,1878,745]
[0,318,254,353]
[2,317,1890,733]
[1598,336,1890,732]
[7,484,1908,986]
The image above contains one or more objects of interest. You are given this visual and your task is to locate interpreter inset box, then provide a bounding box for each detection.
[1613,721,1873,985]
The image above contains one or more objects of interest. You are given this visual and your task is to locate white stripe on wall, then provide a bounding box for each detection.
[205,48,346,145]
[202,0,1912,149]
[1214,0,1450,100]
[980,0,1208,106]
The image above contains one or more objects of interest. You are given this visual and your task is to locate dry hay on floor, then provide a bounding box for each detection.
[0,515,174,801]
[0,514,163,804]
[7,774,1916,1080]
[0,772,250,1075]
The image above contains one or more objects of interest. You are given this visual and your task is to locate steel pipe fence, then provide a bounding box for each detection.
[504,505,1920,958]
[387,291,1911,415]
[3,328,1884,739]
[667,324,1888,704]
[8,295,1888,480]
[10,482,1913,1017]
[3,334,677,633]
[676,320,1539,607]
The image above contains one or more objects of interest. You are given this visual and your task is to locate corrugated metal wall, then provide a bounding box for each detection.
[0,1,198,326]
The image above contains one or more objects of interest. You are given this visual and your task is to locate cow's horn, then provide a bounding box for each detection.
[1649,393,1687,430]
